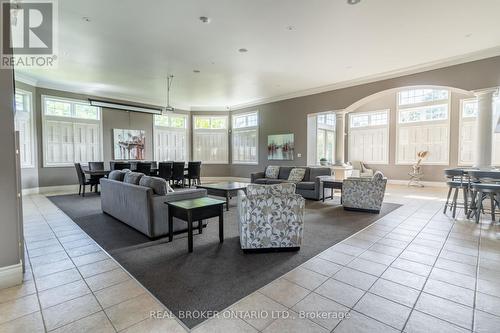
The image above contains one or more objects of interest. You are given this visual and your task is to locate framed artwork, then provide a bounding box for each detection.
[113,129,146,160]
[268,133,294,160]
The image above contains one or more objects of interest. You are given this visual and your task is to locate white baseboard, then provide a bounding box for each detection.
[387,179,447,188]
[0,262,23,289]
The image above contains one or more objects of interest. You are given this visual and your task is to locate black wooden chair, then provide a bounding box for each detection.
[150,161,158,175]
[88,162,104,171]
[443,169,469,218]
[136,162,152,175]
[158,161,173,184]
[467,170,500,223]
[75,163,99,197]
[186,161,202,187]
[172,162,186,187]
[111,162,131,170]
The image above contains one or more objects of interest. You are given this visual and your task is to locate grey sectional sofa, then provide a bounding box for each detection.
[100,178,207,238]
[250,166,332,200]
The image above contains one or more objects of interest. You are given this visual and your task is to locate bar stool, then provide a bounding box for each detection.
[443,169,469,218]
[467,170,500,223]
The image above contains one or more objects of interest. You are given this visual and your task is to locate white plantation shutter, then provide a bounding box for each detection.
[154,114,188,161]
[42,96,102,167]
[14,90,34,168]
[232,112,258,164]
[348,110,389,164]
[193,116,229,164]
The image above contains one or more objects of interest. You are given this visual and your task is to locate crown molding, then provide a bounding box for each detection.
[14,72,38,86]
[190,105,231,112]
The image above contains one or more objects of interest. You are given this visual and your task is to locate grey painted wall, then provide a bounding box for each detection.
[230,56,500,180]
[0,68,21,268]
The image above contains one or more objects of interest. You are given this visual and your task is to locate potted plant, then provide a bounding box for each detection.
[319,158,328,166]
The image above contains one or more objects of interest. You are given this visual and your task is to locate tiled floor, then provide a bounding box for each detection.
[1,185,500,332]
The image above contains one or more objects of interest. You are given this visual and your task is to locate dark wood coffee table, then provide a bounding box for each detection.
[166,197,226,253]
[322,178,343,202]
[196,182,249,211]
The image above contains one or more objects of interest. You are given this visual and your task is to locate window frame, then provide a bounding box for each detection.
[192,115,229,164]
[396,88,451,166]
[41,95,103,168]
[153,113,190,162]
[14,89,35,168]
[231,111,259,165]
[348,109,390,165]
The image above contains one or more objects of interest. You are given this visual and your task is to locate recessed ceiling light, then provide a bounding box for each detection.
[82,17,91,22]
[347,0,361,4]
[193,69,200,73]
[199,16,211,23]
[238,48,248,53]
[465,33,472,38]
[285,25,295,31]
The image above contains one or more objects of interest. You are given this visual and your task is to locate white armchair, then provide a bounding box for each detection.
[237,183,305,251]
[349,161,374,178]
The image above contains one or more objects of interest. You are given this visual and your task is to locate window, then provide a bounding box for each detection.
[232,112,258,164]
[193,115,229,164]
[14,90,35,168]
[396,88,450,164]
[42,96,102,167]
[458,98,500,165]
[316,112,336,164]
[154,113,188,161]
[348,110,389,164]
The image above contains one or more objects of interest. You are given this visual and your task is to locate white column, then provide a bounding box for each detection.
[334,112,346,166]
[473,88,498,168]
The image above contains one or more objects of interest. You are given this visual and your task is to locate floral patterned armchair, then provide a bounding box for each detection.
[342,171,387,213]
[237,183,305,251]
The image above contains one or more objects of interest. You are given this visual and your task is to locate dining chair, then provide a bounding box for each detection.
[136,162,152,175]
[74,163,99,197]
[186,161,202,187]
[467,170,500,223]
[443,169,469,218]
[111,162,131,171]
[150,161,158,175]
[88,161,104,171]
[158,161,173,183]
[172,162,186,187]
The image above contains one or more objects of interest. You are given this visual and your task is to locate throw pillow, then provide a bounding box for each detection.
[108,170,126,181]
[139,176,170,195]
[123,172,144,185]
[265,166,280,179]
[270,183,296,195]
[288,168,306,183]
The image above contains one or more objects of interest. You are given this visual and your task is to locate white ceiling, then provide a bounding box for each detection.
[16,0,500,110]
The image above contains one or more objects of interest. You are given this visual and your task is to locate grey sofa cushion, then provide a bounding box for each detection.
[265,166,280,179]
[124,172,144,185]
[266,179,286,185]
[139,176,171,195]
[296,181,315,190]
[309,167,331,180]
[254,178,268,184]
[108,170,126,181]
[278,166,293,179]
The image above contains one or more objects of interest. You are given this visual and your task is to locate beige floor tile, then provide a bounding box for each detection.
[477,278,500,298]
[423,279,475,307]
[435,258,477,277]
[38,279,90,309]
[66,244,101,257]
[262,310,328,333]
[333,310,399,333]
[229,292,287,331]
[260,278,310,308]
[32,258,75,278]
[191,316,257,333]
[51,311,115,333]
[35,268,82,292]
[476,292,500,317]
[391,258,432,277]
[292,292,349,330]
[429,267,476,290]
[415,293,473,330]
[474,309,500,333]
[95,279,146,309]
[284,267,329,290]
[300,257,342,277]
[121,317,187,333]
[72,251,109,267]
[369,279,420,307]
[404,310,469,333]
[29,251,69,267]
[315,279,364,308]
[0,311,45,333]
[85,268,131,292]
[105,294,164,331]
[347,258,388,276]
[78,259,119,278]
[0,294,40,324]
[354,293,411,330]
[358,250,396,265]
[42,294,101,331]
[333,267,377,290]
[0,281,36,304]
[399,250,437,266]
[381,267,427,290]
[28,245,65,258]
[318,249,356,266]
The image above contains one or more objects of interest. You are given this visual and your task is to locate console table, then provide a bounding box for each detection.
[166,197,225,253]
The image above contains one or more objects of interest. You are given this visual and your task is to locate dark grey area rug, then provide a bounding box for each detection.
[49,193,400,328]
